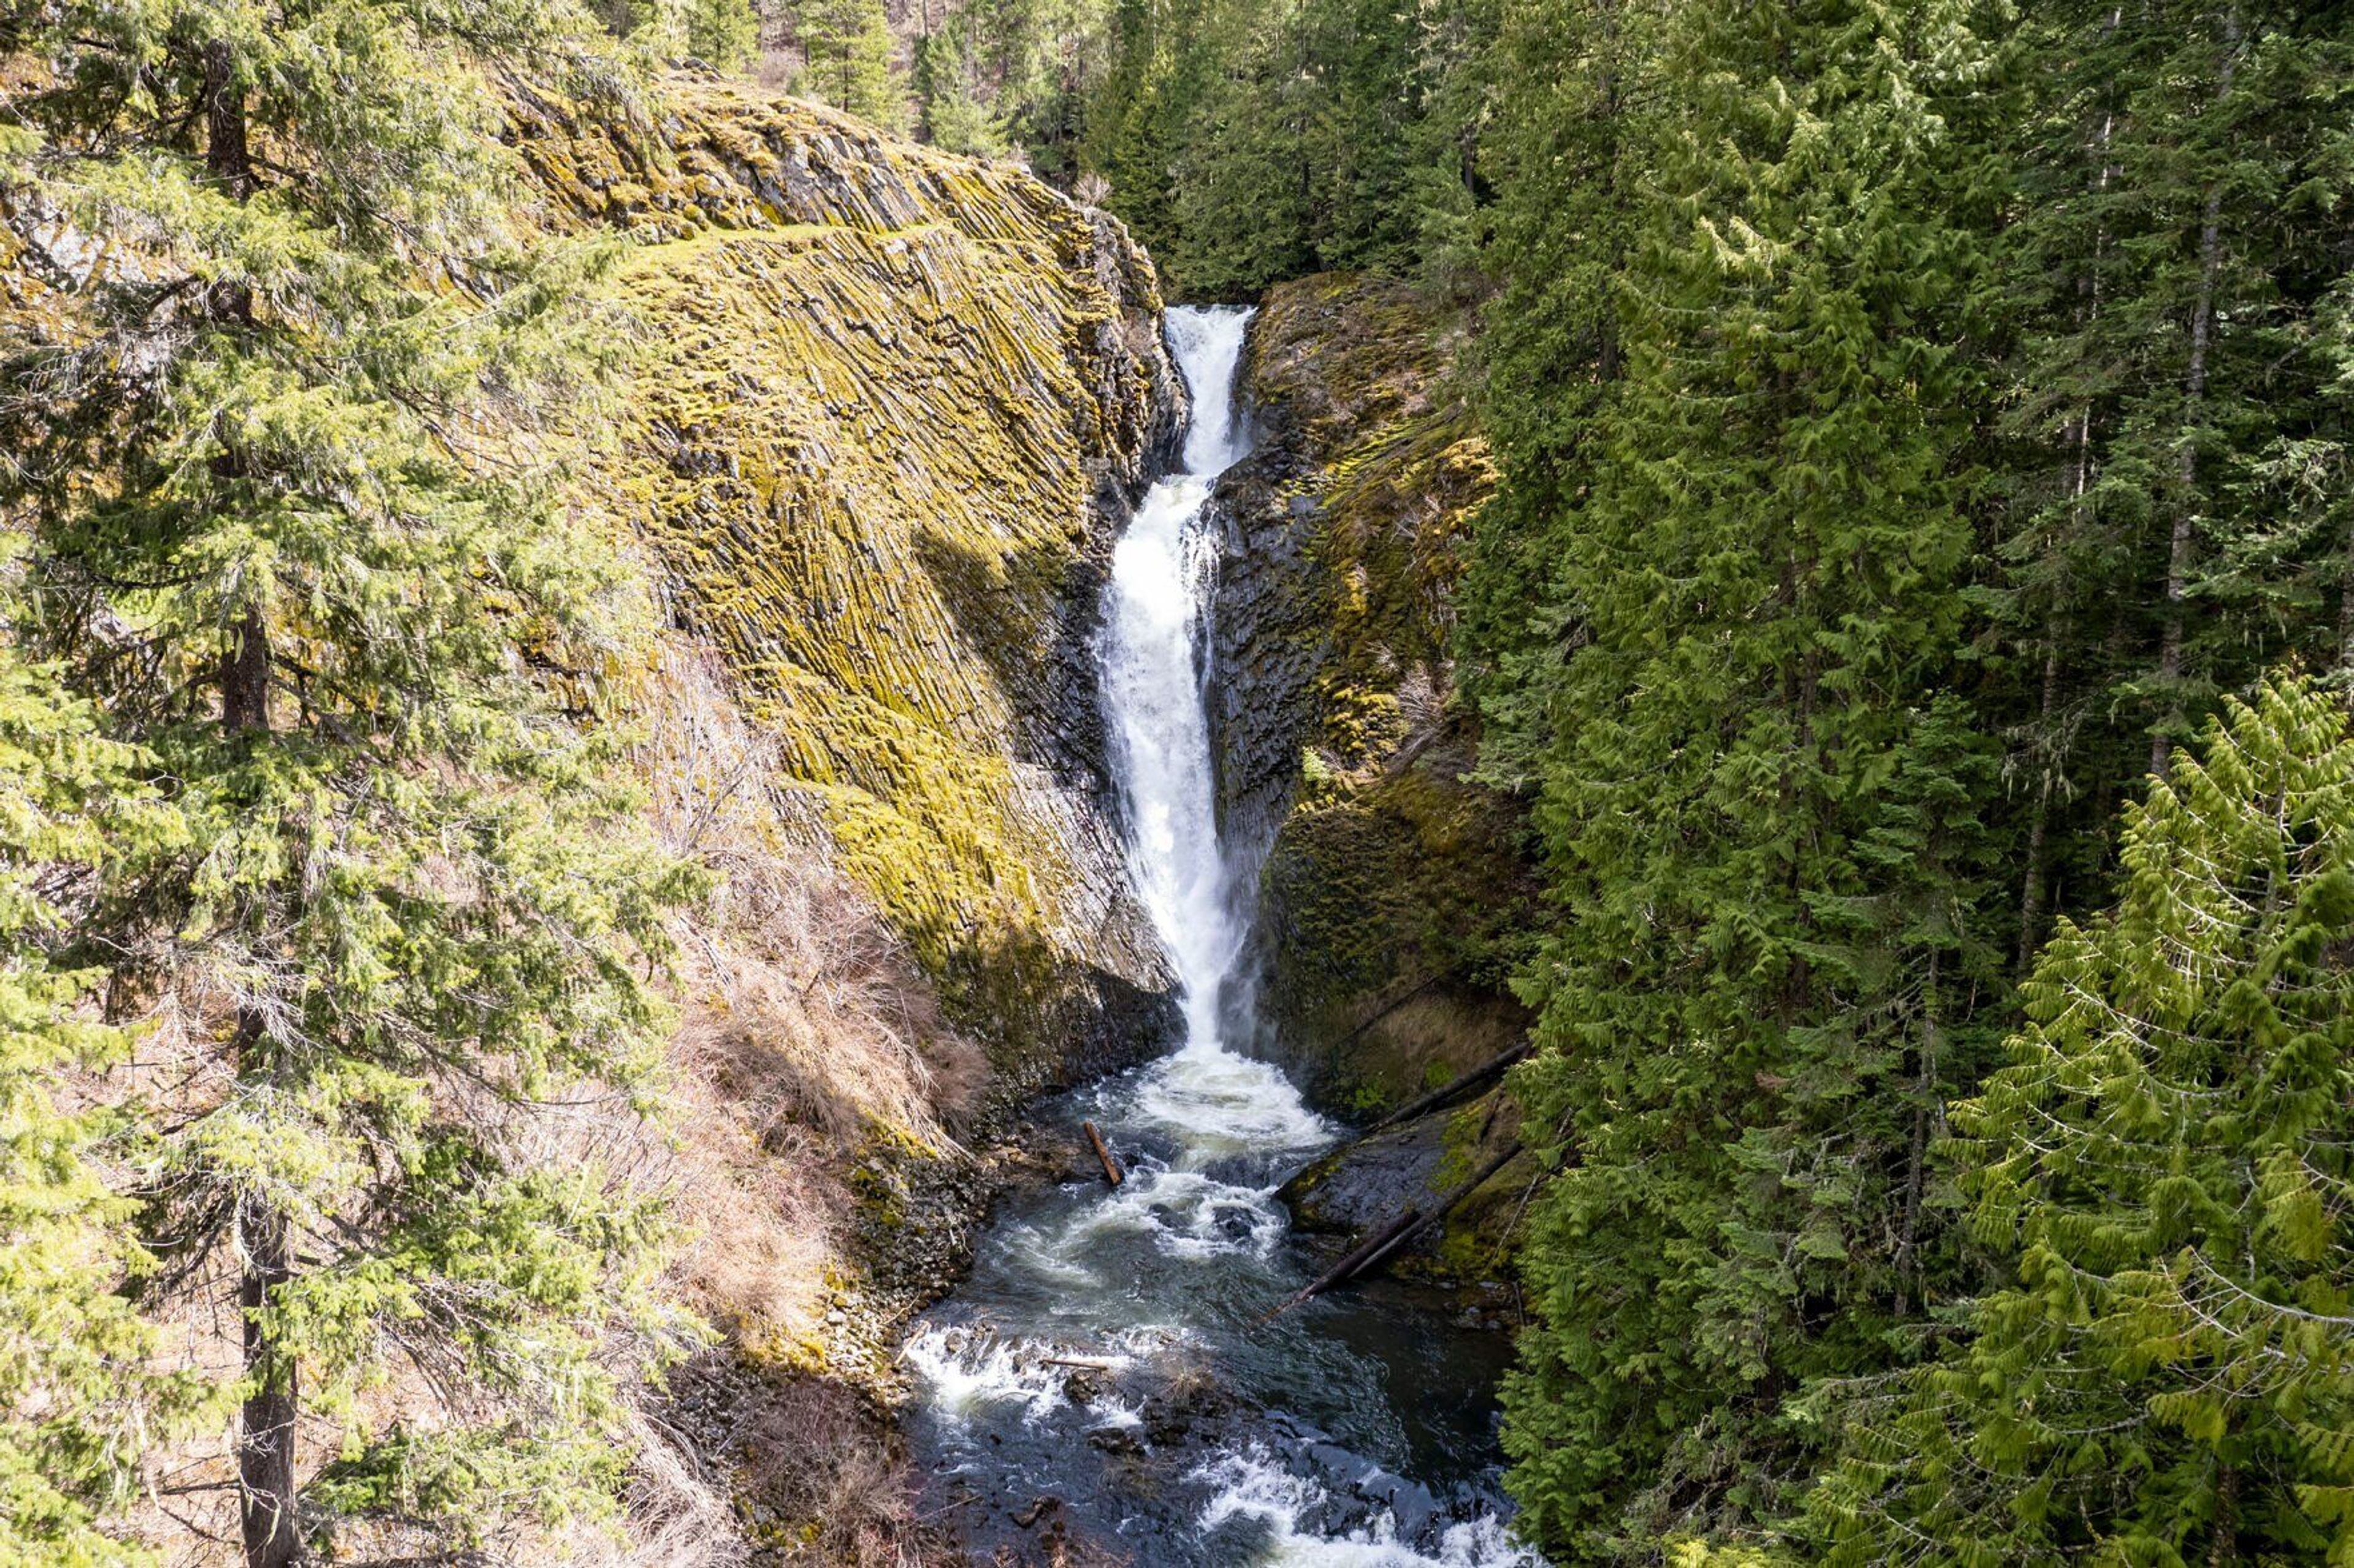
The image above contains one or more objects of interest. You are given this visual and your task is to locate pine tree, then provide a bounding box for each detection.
[1814,674,2354,1564]
[0,627,202,1565]
[2,6,701,1561]
[916,12,1010,156]
[793,0,907,131]
[1476,0,2011,1552]
[685,0,761,69]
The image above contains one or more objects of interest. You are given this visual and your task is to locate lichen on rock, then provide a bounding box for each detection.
[528,77,1185,1089]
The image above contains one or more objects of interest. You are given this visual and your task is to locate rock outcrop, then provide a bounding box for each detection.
[1205,275,1536,1274]
[520,78,1185,1092]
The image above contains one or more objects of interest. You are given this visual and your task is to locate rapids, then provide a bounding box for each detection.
[904,307,1528,1567]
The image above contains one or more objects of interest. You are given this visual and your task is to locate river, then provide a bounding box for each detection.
[902,306,1529,1567]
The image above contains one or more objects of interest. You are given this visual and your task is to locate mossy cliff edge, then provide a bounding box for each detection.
[1208,275,1539,1275]
[522,77,1184,1090]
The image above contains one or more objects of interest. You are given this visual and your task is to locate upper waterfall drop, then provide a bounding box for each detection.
[1102,306,1257,1056]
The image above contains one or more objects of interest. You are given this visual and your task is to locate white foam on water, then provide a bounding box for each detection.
[1060,1162,1287,1259]
[1195,1449,1537,1568]
[902,1325,1159,1429]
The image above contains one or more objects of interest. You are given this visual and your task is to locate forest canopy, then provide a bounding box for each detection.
[6,0,2354,1562]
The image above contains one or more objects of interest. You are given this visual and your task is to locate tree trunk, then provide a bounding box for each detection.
[237,1181,301,1568]
[2150,7,2241,781]
[2017,614,2063,976]
[1892,951,1939,1319]
[207,44,296,1564]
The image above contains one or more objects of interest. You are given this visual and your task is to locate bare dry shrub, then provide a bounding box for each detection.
[735,1376,927,1568]
[638,640,986,1152]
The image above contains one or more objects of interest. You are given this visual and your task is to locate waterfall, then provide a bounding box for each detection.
[1099,306,1322,1153]
[1101,306,1252,1059]
[902,305,1531,1568]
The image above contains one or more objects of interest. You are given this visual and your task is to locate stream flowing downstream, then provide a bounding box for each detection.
[904,308,1529,1567]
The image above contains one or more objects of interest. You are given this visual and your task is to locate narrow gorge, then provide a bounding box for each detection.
[901,309,1526,1566]
[26,2,2328,1562]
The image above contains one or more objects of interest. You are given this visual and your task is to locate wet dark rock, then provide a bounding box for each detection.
[1010,1496,1060,1529]
[1277,1116,1453,1236]
[1138,1374,1241,1449]
[1211,1204,1259,1243]
[1086,1426,1146,1458]
[1062,1368,1108,1404]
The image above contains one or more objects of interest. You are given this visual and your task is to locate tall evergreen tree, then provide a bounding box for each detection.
[0,630,201,1566]
[1992,1,2354,970]
[915,10,1010,156]
[791,0,907,129]
[1474,0,2012,1553]
[1814,674,2354,1564]
[2,4,699,1561]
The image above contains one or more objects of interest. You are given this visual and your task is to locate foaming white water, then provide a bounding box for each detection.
[1038,1160,1286,1260]
[902,1324,1160,1428]
[1196,1450,1536,1568]
[1102,305,1333,1159]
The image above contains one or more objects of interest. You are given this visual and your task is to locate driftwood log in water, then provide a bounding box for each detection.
[1084,1120,1124,1186]
[1364,1043,1531,1135]
[1265,1141,1526,1319]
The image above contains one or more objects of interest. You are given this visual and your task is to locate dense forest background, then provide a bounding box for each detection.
[818,0,2354,1558]
[7,0,2354,1562]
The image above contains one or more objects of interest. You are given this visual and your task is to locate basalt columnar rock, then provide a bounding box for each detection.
[520,77,1186,1091]
[1206,275,1535,1273]
[1206,276,1529,1102]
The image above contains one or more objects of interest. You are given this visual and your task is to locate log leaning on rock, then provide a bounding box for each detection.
[1364,1041,1531,1135]
[1263,1140,1526,1320]
[1084,1120,1124,1187]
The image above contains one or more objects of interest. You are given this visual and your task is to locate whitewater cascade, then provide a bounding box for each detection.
[904,307,1530,1567]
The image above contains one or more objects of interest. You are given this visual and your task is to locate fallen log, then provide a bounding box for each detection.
[1040,1357,1116,1370]
[1083,1120,1124,1187]
[1265,1206,1425,1320]
[1262,1140,1525,1321]
[1364,1042,1531,1135]
[1346,1142,1524,1279]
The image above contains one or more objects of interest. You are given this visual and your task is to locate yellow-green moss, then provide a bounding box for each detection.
[1244,274,1538,1120]
[538,78,1170,1057]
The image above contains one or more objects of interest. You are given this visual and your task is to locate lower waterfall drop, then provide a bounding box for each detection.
[904,306,1530,1567]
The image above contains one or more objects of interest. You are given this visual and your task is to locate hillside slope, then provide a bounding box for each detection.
[523,77,1183,1084]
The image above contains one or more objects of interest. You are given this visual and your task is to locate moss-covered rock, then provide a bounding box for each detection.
[1208,274,1539,1130]
[527,78,1185,1090]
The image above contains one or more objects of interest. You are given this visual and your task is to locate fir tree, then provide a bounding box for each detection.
[685,0,761,69]
[2,4,701,1561]
[1814,674,2354,1564]
[916,13,1010,156]
[0,628,201,1566]
[1479,0,2011,1552]
[792,0,907,130]
[1992,1,2354,966]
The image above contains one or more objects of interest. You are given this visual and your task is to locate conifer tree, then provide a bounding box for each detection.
[916,12,1010,156]
[1814,674,2354,1564]
[0,631,200,1565]
[685,0,761,69]
[595,0,760,66]
[1992,1,2354,963]
[1478,0,2011,1551]
[2,5,699,1561]
[792,0,907,130]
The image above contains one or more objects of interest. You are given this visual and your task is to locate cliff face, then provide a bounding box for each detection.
[520,78,1183,1090]
[506,82,1192,1561]
[1207,275,1536,1271]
